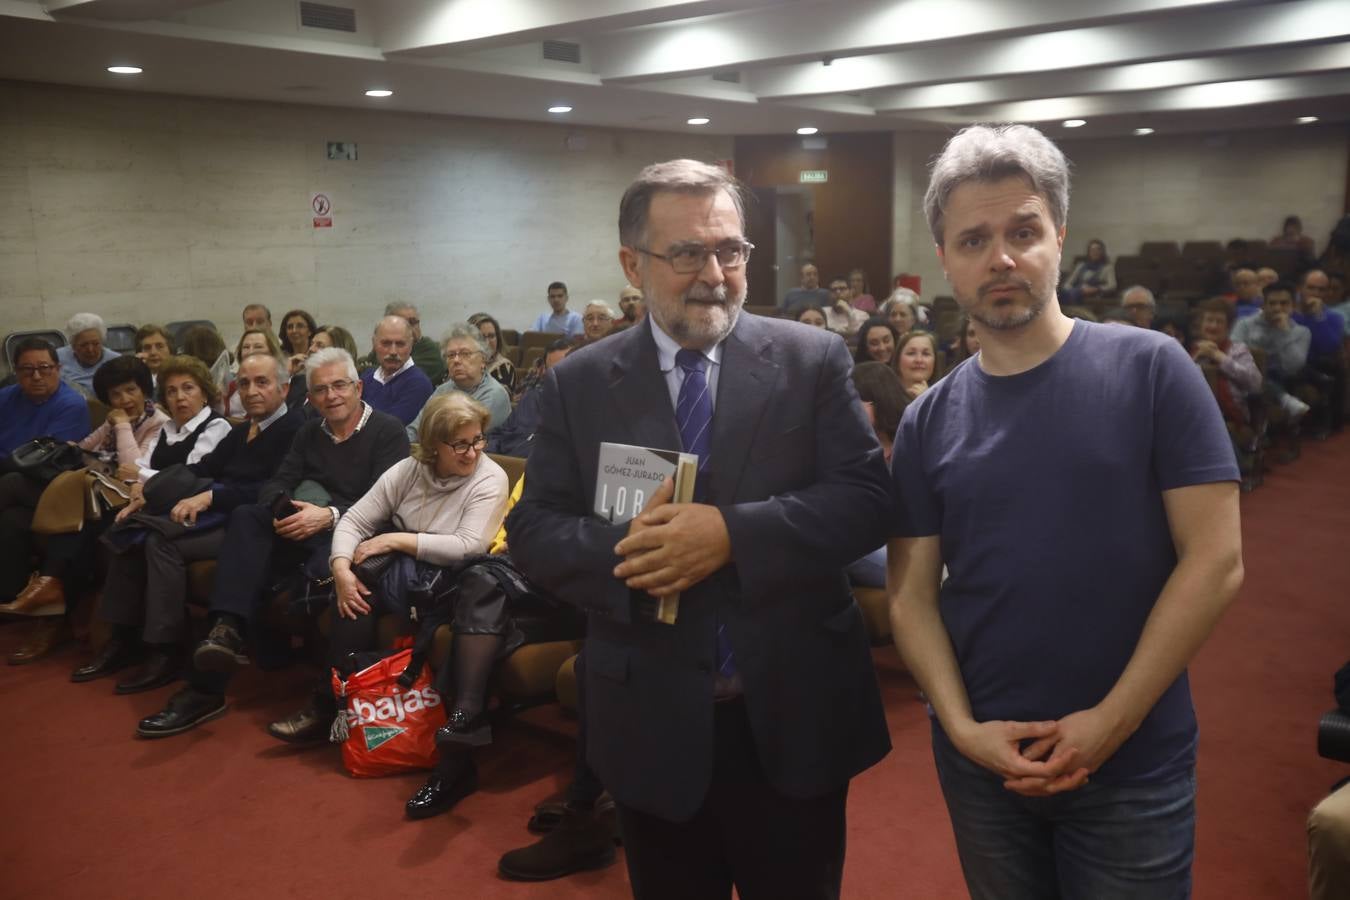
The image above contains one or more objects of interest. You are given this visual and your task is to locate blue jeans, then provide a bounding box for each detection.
[932,728,1195,900]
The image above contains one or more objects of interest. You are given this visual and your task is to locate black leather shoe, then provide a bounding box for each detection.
[136,687,227,738]
[499,805,618,881]
[114,650,181,695]
[71,638,141,683]
[435,708,492,747]
[192,620,249,673]
[267,698,333,744]
[405,760,478,820]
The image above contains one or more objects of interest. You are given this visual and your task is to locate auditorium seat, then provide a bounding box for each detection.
[1139,241,1181,260]
[518,330,556,353]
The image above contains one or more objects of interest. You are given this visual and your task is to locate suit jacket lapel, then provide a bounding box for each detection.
[708,314,779,502]
[608,318,682,452]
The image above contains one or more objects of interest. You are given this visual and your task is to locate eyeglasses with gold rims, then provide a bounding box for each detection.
[634,240,755,275]
[442,434,487,456]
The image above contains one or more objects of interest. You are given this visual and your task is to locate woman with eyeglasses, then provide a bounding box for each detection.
[467,313,515,391]
[405,324,512,444]
[268,392,511,816]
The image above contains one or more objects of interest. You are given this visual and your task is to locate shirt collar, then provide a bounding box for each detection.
[321,401,373,443]
[650,317,725,373]
[170,404,213,435]
[254,402,288,433]
[372,357,415,384]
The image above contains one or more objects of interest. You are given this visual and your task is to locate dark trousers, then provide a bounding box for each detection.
[206,503,332,625]
[568,649,605,809]
[615,699,848,900]
[100,526,225,644]
[1307,355,1346,430]
[0,472,44,598]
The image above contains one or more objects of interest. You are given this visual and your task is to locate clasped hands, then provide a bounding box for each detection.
[612,477,731,599]
[273,499,331,541]
[953,705,1133,798]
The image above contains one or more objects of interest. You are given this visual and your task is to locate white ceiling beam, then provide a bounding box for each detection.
[869,41,1350,112]
[377,0,777,56]
[749,0,1349,98]
[44,0,223,21]
[594,0,1244,83]
[903,70,1350,125]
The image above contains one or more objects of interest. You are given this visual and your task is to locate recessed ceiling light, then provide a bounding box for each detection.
[1062,119,1086,128]
[1133,127,1154,136]
[106,66,142,75]
[548,105,573,114]
[796,126,818,135]
[687,117,710,126]
[364,89,393,98]
[1296,116,1319,124]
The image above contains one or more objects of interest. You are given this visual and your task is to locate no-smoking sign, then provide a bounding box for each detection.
[311,192,333,228]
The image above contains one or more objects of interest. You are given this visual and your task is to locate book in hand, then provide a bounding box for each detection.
[594,441,699,625]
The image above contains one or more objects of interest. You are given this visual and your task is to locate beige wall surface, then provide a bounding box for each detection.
[891,127,1348,302]
[0,80,732,349]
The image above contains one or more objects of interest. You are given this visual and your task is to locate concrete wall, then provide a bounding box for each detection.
[0,80,732,348]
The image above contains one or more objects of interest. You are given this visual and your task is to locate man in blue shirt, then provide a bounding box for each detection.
[357,315,433,425]
[888,124,1244,900]
[529,281,584,337]
[1293,268,1346,435]
[56,313,121,395]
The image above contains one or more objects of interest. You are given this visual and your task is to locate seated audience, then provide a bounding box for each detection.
[1230,267,1263,319]
[531,282,584,337]
[848,268,877,312]
[137,348,408,738]
[177,325,231,409]
[795,305,827,328]
[1232,281,1314,422]
[947,314,980,370]
[1191,299,1263,481]
[825,277,869,337]
[1326,271,1348,327]
[241,303,272,332]
[57,313,121,395]
[854,317,899,367]
[289,325,359,408]
[1270,214,1316,261]
[487,339,572,458]
[224,328,284,418]
[409,326,512,443]
[880,290,924,334]
[895,331,939,399]
[1257,266,1280,289]
[130,356,231,484]
[279,308,318,360]
[269,393,511,818]
[0,337,89,458]
[0,356,167,663]
[617,286,645,324]
[469,313,515,390]
[1060,238,1116,303]
[845,361,909,589]
[386,302,447,385]
[134,324,173,386]
[1120,284,1157,329]
[1293,269,1346,435]
[72,353,303,692]
[359,316,435,426]
[782,262,832,313]
[581,300,617,343]
[1154,313,1188,345]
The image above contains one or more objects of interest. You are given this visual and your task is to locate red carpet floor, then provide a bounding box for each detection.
[1,434,1346,899]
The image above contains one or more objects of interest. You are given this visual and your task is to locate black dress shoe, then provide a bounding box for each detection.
[435,708,492,747]
[192,620,249,673]
[71,638,141,683]
[267,698,333,744]
[498,805,618,881]
[405,759,478,820]
[136,687,227,738]
[114,650,181,695]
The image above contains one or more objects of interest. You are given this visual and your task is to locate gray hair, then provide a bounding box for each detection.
[66,312,106,340]
[238,351,290,387]
[619,159,747,248]
[305,347,358,387]
[584,300,616,320]
[924,124,1071,245]
[441,323,490,358]
[1121,285,1156,308]
[383,301,417,317]
[881,291,920,315]
[372,314,413,340]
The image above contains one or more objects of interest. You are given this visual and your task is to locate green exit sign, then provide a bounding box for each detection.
[799,169,828,183]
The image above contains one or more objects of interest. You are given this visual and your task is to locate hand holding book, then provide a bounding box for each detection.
[612,479,731,601]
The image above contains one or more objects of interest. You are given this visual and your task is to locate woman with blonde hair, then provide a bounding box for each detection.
[269,392,513,819]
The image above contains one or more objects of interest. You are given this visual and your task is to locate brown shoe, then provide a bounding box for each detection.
[0,575,66,617]
[8,617,73,665]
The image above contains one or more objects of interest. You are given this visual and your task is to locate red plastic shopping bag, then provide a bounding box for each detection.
[330,647,447,778]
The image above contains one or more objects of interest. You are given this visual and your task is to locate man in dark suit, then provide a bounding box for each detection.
[507,159,892,899]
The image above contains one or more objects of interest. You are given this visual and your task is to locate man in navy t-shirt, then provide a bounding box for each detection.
[888,124,1243,899]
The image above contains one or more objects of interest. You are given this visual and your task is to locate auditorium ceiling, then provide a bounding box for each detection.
[1,0,1347,137]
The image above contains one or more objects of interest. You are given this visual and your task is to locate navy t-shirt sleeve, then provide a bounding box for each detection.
[889,400,942,538]
[1149,338,1241,490]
